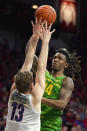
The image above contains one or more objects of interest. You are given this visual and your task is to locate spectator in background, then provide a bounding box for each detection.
[0,108,8,131]
[83,113,87,129]
[71,114,84,131]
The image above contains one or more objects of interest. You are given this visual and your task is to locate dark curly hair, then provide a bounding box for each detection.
[14,71,33,93]
[56,48,81,81]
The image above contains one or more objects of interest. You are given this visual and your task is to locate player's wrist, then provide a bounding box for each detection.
[32,34,39,40]
[42,38,50,44]
[41,97,46,104]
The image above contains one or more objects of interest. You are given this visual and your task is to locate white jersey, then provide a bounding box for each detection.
[5,90,40,131]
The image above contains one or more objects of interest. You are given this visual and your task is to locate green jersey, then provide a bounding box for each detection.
[41,71,66,131]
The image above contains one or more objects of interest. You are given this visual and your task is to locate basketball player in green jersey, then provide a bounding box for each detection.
[41,48,81,131]
[25,29,81,131]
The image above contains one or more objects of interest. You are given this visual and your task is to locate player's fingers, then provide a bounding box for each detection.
[38,17,42,24]
[51,29,55,34]
[35,17,38,24]
[48,23,52,30]
[45,20,47,28]
[43,20,47,30]
[31,21,34,27]
[41,21,45,29]
[41,24,45,32]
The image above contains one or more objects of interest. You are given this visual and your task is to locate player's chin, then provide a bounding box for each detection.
[52,65,58,70]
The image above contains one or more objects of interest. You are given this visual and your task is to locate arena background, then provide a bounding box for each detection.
[0,0,87,131]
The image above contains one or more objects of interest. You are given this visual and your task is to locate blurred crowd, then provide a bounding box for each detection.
[0,42,87,131]
[0,43,24,131]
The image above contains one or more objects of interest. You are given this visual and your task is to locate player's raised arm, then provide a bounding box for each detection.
[10,18,41,95]
[34,21,55,98]
[21,18,41,72]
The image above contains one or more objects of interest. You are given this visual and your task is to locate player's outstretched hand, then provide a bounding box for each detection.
[31,17,42,38]
[39,20,55,42]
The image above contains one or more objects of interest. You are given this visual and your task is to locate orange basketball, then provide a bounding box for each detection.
[35,5,57,25]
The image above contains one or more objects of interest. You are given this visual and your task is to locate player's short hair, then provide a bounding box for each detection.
[56,48,70,63]
[14,71,33,93]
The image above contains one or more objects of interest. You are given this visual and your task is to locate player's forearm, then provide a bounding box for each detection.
[36,40,49,87]
[21,35,39,71]
[38,40,49,70]
[42,97,66,110]
[25,35,39,55]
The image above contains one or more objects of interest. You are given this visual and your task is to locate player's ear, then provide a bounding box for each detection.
[29,83,32,93]
[29,83,34,90]
[64,63,69,68]
[31,83,34,88]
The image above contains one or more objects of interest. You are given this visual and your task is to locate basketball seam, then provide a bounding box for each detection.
[45,12,51,24]
[35,12,50,17]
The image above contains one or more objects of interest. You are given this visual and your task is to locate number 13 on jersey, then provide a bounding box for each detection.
[11,102,24,122]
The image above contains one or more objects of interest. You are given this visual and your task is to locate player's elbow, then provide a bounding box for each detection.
[62,101,68,110]
[62,103,67,110]
[21,64,32,72]
[59,104,66,110]
[56,101,67,110]
[38,64,46,70]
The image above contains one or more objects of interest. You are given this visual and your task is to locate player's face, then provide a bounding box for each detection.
[52,52,68,71]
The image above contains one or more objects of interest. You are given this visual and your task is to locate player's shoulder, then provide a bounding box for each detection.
[63,76,74,87]
[64,76,73,82]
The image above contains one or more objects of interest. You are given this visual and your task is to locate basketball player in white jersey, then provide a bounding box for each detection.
[5,19,55,131]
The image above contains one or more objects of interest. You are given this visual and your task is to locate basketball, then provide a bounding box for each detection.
[34,5,57,26]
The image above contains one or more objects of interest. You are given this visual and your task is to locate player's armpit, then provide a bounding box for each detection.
[32,55,38,73]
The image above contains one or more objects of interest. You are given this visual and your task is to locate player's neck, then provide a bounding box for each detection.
[52,69,64,78]
[24,90,31,95]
